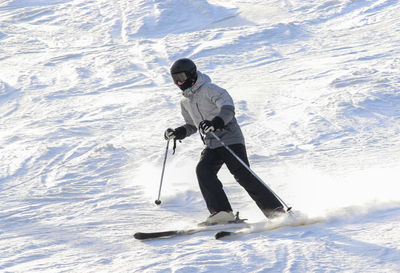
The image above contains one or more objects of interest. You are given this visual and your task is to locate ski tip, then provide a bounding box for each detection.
[215,231,233,240]
[133,232,143,240]
[133,232,153,240]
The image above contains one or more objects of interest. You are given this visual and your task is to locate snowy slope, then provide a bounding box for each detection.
[1,0,400,272]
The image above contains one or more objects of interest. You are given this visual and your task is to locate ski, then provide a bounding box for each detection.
[134,220,248,240]
[134,228,199,240]
[215,215,324,240]
[134,212,247,240]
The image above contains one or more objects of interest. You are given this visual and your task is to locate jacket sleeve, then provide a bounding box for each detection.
[207,85,235,125]
[180,100,198,137]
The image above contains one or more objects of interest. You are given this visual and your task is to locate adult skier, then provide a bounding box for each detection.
[165,58,286,225]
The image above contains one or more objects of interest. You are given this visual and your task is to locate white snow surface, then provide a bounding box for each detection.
[1,0,400,272]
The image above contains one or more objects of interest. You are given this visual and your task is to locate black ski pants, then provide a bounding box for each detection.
[196,143,283,217]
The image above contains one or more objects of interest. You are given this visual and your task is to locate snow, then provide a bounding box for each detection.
[1,0,400,272]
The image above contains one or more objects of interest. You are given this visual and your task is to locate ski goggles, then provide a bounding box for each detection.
[171,72,188,84]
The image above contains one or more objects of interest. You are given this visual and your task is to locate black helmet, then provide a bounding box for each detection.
[170,58,197,91]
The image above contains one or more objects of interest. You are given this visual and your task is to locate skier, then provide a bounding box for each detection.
[165,58,286,225]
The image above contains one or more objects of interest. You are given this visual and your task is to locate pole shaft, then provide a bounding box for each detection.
[157,140,170,201]
[209,131,291,212]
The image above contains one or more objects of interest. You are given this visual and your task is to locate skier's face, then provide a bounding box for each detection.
[171,72,188,85]
[172,72,193,91]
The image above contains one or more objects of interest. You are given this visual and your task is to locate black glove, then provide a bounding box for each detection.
[199,116,224,134]
[164,126,187,140]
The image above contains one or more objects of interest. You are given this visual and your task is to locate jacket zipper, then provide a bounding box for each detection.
[196,103,205,121]
[196,103,206,144]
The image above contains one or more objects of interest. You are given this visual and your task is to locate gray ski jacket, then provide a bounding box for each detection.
[179,71,245,149]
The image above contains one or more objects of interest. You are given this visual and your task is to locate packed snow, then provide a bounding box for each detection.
[1,0,400,272]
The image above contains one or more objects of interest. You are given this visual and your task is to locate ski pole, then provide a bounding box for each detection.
[155,139,170,205]
[209,131,292,213]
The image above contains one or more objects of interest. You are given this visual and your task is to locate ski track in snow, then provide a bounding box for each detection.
[1,0,400,272]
